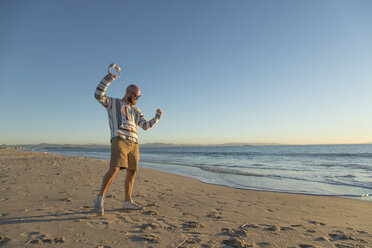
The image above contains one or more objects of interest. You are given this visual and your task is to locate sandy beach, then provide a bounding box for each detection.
[0,150,371,247]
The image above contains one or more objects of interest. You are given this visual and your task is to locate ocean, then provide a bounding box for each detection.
[27,144,372,201]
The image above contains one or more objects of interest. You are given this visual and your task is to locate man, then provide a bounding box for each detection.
[93,72,162,216]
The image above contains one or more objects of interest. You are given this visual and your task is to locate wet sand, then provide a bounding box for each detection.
[0,150,371,247]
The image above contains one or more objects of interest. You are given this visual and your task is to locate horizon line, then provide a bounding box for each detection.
[2,141,372,147]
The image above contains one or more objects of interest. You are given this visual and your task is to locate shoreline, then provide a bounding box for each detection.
[26,149,372,201]
[140,161,372,201]
[1,150,371,247]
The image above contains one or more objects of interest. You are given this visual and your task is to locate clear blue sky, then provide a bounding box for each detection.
[1,0,371,145]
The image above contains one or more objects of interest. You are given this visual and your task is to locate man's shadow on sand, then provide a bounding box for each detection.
[0,209,125,225]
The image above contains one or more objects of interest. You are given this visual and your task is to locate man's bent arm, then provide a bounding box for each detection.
[138,112,162,130]
[94,74,115,107]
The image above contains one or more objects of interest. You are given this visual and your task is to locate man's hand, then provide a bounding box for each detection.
[156,109,163,116]
[108,73,117,79]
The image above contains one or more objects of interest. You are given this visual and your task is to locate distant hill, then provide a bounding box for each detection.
[140,142,284,148]
[0,143,110,149]
[219,142,283,146]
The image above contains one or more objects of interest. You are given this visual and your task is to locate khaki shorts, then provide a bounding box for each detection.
[110,138,139,171]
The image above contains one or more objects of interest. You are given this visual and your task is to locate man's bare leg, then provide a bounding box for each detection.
[124,169,137,201]
[99,166,120,196]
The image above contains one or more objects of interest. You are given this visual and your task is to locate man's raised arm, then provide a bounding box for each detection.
[94,74,116,107]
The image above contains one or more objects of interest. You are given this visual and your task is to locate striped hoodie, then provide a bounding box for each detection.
[95,74,161,143]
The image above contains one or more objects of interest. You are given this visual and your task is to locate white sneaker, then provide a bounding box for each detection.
[94,195,104,216]
[123,199,143,210]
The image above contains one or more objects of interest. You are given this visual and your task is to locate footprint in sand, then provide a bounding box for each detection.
[299,244,317,248]
[309,220,325,226]
[0,236,11,246]
[221,228,247,238]
[206,211,222,219]
[260,224,279,232]
[334,245,356,248]
[222,237,252,248]
[140,223,159,231]
[27,233,65,244]
[143,210,159,216]
[291,224,303,228]
[115,216,128,222]
[328,233,355,241]
[27,239,41,244]
[79,205,91,210]
[145,202,159,207]
[177,237,202,247]
[136,234,160,243]
[156,218,177,230]
[240,223,259,229]
[59,198,72,202]
[257,241,271,247]
[172,203,182,209]
[182,221,205,229]
[315,237,330,242]
[361,229,371,234]
[279,226,295,231]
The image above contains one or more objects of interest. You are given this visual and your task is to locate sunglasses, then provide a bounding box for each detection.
[130,91,141,99]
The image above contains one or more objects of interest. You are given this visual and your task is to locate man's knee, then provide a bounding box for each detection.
[127,169,136,176]
[108,166,120,176]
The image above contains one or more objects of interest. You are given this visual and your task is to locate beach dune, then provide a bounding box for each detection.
[0,150,371,247]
